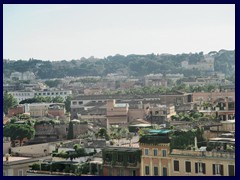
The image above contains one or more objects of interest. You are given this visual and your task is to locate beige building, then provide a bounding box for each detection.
[106,100,129,125]
[139,130,235,176]
[3,156,40,176]
[28,103,50,117]
[170,149,235,176]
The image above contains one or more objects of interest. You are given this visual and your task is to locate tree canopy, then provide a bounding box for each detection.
[3,91,18,114]
[3,123,35,146]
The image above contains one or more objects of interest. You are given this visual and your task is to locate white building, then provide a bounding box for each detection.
[8,90,72,103]
[181,55,214,71]
[10,71,36,81]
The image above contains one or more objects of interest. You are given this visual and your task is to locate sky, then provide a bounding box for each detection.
[3,4,235,61]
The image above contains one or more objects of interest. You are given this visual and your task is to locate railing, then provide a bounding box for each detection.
[171,149,235,159]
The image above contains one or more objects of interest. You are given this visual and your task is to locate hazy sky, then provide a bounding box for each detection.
[3,4,235,61]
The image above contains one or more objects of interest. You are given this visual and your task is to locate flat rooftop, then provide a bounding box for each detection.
[3,156,31,162]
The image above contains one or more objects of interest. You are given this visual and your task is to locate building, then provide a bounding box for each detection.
[28,103,50,117]
[181,55,214,72]
[8,105,25,117]
[10,71,35,81]
[106,100,129,125]
[8,90,72,103]
[139,129,172,176]
[139,129,235,176]
[71,92,193,117]
[146,104,176,124]
[144,74,167,87]
[48,103,65,118]
[3,156,42,176]
[170,149,235,176]
[102,147,141,176]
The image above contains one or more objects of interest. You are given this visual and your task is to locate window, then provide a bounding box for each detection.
[56,92,59,95]
[154,167,158,176]
[105,154,112,162]
[117,154,123,162]
[162,149,167,157]
[228,165,234,176]
[153,149,158,156]
[18,169,23,176]
[213,164,223,175]
[108,168,112,176]
[162,167,167,176]
[195,162,206,174]
[144,149,149,155]
[131,170,136,176]
[145,166,150,175]
[117,169,124,176]
[47,93,50,95]
[174,160,179,171]
[155,111,159,115]
[128,154,135,163]
[185,161,191,173]
[52,92,54,95]
[64,92,67,95]
[60,92,63,95]
[43,93,46,95]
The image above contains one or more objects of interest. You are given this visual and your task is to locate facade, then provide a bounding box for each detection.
[147,104,176,124]
[10,71,36,81]
[3,156,40,176]
[8,105,25,117]
[170,149,235,176]
[181,56,214,72]
[102,147,141,176]
[8,90,72,103]
[144,74,167,87]
[106,100,129,125]
[139,130,172,176]
[48,103,65,118]
[139,130,235,176]
[28,103,50,117]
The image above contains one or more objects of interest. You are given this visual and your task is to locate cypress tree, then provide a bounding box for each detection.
[67,121,74,139]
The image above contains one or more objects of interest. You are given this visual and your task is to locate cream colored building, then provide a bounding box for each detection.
[170,149,235,176]
[106,99,129,125]
[3,156,40,176]
[28,103,50,117]
[139,131,235,176]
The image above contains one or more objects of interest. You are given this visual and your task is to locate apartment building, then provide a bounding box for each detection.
[139,130,235,176]
[102,147,141,176]
[139,129,172,176]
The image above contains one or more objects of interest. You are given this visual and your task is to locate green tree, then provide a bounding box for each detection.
[97,128,109,140]
[3,123,35,146]
[67,121,74,139]
[52,96,64,103]
[64,96,72,113]
[3,92,18,114]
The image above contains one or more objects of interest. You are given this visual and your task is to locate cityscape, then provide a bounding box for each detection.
[3,4,235,176]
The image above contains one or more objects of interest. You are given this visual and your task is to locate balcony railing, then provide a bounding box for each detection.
[171,149,235,159]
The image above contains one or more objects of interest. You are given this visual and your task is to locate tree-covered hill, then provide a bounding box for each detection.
[3,50,235,79]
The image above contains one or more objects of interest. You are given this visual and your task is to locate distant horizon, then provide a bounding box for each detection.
[4,4,234,61]
[3,48,235,61]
